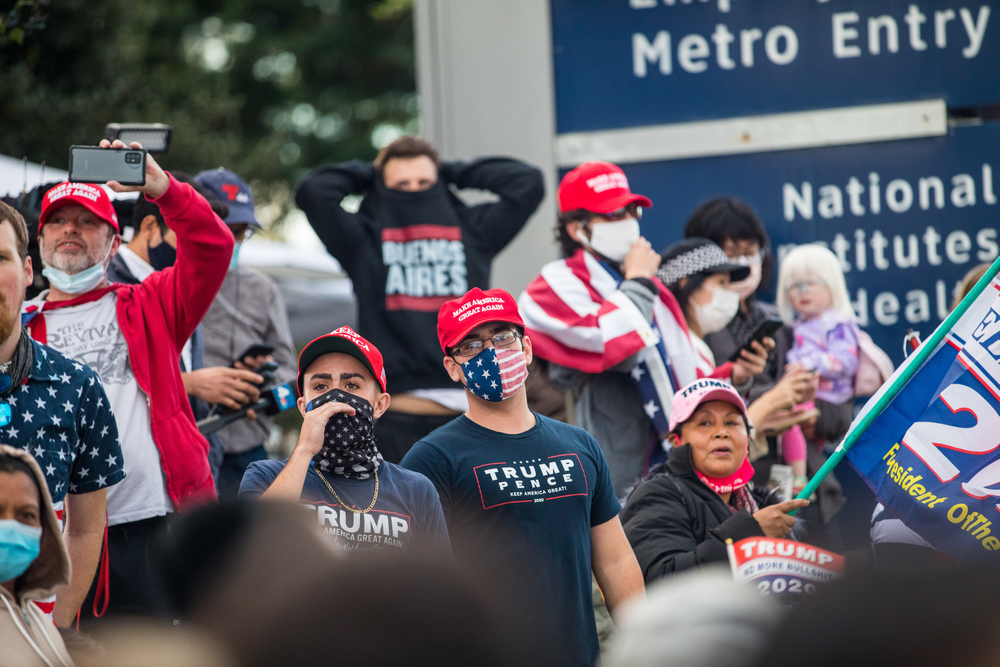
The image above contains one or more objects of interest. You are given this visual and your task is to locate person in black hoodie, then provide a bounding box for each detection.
[620,378,809,584]
[295,136,544,463]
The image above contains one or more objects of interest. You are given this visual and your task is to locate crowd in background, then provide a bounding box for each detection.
[0,135,994,667]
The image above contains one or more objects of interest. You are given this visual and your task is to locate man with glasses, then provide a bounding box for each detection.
[401,287,644,667]
[682,197,793,405]
[194,168,297,499]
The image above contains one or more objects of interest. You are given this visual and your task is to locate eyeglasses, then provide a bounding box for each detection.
[730,249,765,267]
[581,203,642,224]
[452,330,521,357]
[786,279,826,294]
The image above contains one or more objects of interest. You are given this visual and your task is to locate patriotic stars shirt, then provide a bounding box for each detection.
[10,338,124,510]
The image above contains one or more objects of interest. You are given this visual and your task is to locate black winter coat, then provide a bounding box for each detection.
[620,444,777,584]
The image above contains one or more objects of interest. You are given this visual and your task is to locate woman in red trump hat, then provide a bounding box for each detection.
[518,161,770,499]
[619,378,808,584]
[238,326,451,556]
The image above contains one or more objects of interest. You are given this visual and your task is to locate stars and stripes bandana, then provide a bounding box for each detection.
[306,388,382,480]
[461,347,528,402]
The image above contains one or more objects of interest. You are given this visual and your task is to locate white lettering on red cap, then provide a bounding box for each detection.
[331,326,371,351]
[47,183,102,204]
[451,296,504,318]
[585,172,629,194]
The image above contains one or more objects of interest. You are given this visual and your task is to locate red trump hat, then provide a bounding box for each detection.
[557,161,652,214]
[437,288,524,353]
[297,326,387,394]
[38,182,119,234]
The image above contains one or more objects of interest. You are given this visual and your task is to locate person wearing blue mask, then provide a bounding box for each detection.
[193,168,297,500]
[0,445,75,666]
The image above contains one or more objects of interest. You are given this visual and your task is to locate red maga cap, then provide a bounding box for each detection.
[557,161,652,214]
[437,288,524,353]
[297,326,387,394]
[39,182,119,234]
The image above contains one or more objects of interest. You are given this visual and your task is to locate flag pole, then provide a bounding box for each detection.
[791,255,1000,513]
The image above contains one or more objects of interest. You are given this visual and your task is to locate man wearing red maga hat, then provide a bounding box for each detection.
[401,287,643,667]
[23,139,234,624]
[239,326,451,555]
[518,161,767,498]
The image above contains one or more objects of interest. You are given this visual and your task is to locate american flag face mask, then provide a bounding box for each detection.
[306,388,382,480]
[460,347,528,402]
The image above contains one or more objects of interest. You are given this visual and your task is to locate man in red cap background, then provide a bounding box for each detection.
[519,161,767,498]
[239,326,450,555]
[401,287,644,667]
[23,139,234,623]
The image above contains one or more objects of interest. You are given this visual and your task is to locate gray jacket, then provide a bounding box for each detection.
[202,267,297,454]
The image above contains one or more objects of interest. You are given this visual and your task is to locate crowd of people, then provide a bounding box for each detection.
[0,135,992,667]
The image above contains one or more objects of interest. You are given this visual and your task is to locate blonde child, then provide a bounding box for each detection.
[776,244,860,489]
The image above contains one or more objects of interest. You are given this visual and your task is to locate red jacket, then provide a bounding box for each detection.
[29,175,234,509]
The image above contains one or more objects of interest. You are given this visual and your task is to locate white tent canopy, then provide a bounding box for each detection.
[0,154,68,198]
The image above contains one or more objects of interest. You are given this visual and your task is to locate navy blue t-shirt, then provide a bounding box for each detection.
[239,459,451,555]
[401,413,621,667]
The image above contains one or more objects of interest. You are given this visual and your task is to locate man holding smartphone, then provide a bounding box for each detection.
[194,168,297,499]
[24,139,233,623]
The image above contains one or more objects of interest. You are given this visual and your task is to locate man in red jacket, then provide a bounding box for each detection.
[23,139,234,621]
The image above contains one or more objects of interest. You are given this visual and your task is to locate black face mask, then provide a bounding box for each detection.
[148,240,177,271]
[306,388,382,480]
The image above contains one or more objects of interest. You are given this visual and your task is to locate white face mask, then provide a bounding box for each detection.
[693,286,741,335]
[581,218,640,263]
[42,242,114,295]
[730,263,762,300]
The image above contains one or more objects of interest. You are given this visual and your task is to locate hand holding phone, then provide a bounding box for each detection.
[232,344,275,368]
[98,139,170,198]
[728,317,785,363]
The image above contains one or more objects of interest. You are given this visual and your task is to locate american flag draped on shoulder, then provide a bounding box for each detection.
[519,249,699,438]
[810,265,1000,559]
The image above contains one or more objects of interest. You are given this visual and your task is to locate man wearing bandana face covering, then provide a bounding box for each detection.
[401,288,644,667]
[239,326,451,556]
[296,136,544,465]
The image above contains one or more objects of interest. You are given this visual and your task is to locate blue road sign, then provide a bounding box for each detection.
[551,0,1000,133]
[615,121,1000,364]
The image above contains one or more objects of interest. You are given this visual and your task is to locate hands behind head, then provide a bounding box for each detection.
[753,498,809,538]
[98,139,170,199]
[731,338,775,386]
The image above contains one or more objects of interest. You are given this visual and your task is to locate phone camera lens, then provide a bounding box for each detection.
[125,152,141,164]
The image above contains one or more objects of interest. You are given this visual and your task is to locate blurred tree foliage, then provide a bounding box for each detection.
[0,0,416,226]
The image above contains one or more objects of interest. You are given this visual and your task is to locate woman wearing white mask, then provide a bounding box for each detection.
[658,237,761,380]
[683,198,791,400]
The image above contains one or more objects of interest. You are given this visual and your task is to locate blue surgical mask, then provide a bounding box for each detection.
[0,519,41,583]
[42,242,114,295]
[229,241,242,270]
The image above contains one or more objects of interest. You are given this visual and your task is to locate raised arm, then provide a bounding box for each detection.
[295,160,375,272]
[442,158,544,253]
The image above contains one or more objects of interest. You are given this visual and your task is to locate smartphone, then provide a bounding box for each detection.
[233,344,275,366]
[68,146,147,185]
[728,317,784,363]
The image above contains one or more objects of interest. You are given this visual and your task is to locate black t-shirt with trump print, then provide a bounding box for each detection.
[401,413,620,667]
